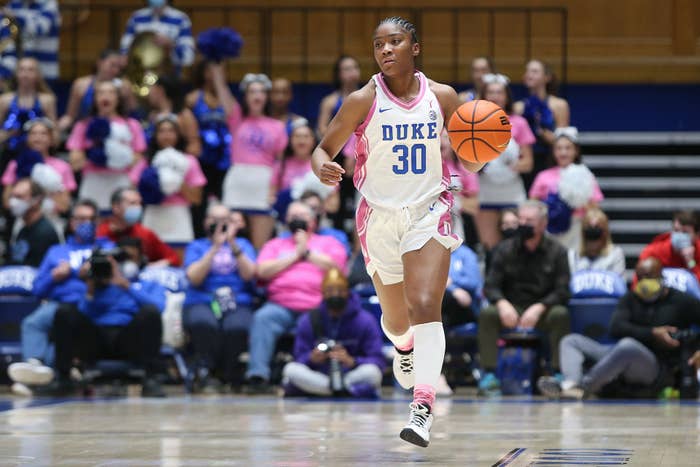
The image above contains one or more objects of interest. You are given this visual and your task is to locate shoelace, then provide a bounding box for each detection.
[398,353,413,374]
[408,402,430,428]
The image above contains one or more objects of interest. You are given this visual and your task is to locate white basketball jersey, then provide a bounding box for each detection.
[353,71,448,209]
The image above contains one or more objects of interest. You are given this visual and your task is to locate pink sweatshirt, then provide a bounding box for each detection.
[257,234,348,312]
[228,108,288,167]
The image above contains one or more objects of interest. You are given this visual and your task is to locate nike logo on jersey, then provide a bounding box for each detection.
[378,107,392,113]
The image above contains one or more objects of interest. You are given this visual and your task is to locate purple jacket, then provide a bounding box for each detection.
[293,293,386,373]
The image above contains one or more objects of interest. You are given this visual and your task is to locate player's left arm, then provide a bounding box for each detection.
[432,81,486,173]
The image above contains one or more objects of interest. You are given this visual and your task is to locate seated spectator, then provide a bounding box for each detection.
[478,200,571,394]
[538,257,700,399]
[96,187,180,266]
[282,267,384,398]
[245,201,347,393]
[120,0,195,69]
[437,243,483,396]
[2,118,76,220]
[146,75,201,157]
[347,229,372,290]
[67,79,146,210]
[7,199,112,396]
[47,240,167,397]
[297,190,349,253]
[640,210,700,283]
[269,77,306,136]
[58,49,137,132]
[529,128,603,250]
[499,208,519,239]
[270,120,315,220]
[568,207,625,275]
[0,1,61,80]
[443,244,482,328]
[5,178,59,266]
[183,204,257,392]
[0,57,56,158]
[130,115,206,243]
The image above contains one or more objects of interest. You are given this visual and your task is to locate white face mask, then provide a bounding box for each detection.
[8,197,31,218]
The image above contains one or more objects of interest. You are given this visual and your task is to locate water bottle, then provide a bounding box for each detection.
[327,339,344,395]
[212,287,237,319]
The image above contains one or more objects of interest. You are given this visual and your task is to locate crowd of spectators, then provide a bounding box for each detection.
[1,1,699,400]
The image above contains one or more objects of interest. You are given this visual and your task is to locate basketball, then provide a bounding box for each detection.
[447,100,512,163]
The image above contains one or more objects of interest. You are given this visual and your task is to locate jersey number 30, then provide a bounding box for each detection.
[392,144,427,175]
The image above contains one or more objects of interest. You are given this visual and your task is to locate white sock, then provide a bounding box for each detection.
[380,315,413,351]
[413,321,445,408]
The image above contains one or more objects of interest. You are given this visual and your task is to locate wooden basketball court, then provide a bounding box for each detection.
[0,391,698,466]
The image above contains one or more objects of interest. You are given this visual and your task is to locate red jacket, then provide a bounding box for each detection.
[639,232,700,282]
[96,221,181,266]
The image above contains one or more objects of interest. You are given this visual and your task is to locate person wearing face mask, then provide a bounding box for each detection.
[245,201,347,394]
[478,200,571,394]
[538,257,700,400]
[5,178,59,267]
[282,268,385,398]
[182,204,257,393]
[96,187,180,266]
[640,210,700,283]
[120,0,195,69]
[568,208,625,275]
[7,199,113,396]
[46,237,167,397]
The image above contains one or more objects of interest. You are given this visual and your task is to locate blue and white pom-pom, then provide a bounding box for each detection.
[86,117,111,141]
[197,28,244,62]
[558,163,595,208]
[152,148,188,196]
[15,149,44,178]
[30,163,64,193]
[104,121,134,170]
[138,166,165,205]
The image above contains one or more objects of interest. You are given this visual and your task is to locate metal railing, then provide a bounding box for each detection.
[60,4,567,85]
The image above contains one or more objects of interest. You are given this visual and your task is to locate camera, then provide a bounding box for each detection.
[316,339,336,353]
[669,329,700,399]
[316,339,344,395]
[90,248,128,282]
[209,222,228,236]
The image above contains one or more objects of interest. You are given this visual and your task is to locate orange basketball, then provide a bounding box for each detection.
[447,100,512,163]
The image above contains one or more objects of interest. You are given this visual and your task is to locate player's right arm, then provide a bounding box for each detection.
[312,83,375,186]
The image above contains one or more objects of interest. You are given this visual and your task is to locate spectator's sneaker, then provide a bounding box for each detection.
[537,376,562,399]
[436,374,453,396]
[34,377,78,397]
[141,378,166,398]
[399,402,433,448]
[244,376,274,395]
[561,386,586,400]
[11,382,33,397]
[8,359,54,386]
[477,372,501,396]
[347,382,380,399]
[393,347,415,389]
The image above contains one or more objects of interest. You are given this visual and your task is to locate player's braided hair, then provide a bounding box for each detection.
[378,16,419,44]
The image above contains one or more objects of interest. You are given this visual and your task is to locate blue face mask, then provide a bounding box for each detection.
[671,231,692,251]
[148,0,166,8]
[124,205,143,226]
[75,222,96,244]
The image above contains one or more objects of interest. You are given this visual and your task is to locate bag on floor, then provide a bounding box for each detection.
[496,344,538,395]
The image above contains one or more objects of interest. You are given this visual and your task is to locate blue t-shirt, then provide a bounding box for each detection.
[183,237,257,307]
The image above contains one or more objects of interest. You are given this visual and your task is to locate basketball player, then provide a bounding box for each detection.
[312,17,484,447]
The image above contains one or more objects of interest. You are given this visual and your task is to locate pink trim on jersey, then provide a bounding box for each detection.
[355,99,376,135]
[355,197,372,265]
[376,72,426,111]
